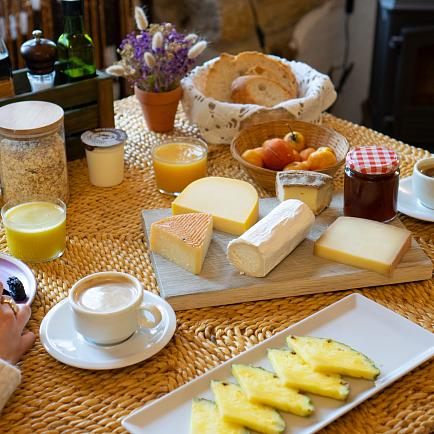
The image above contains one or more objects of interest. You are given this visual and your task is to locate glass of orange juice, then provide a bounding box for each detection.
[152,137,208,195]
[1,197,66,263]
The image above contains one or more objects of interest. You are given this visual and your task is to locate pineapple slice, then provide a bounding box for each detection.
[232,364,314,417]
[288,336,380,380]
[190,398,248,434]
[268,349,350,400]
[211,380,285,434]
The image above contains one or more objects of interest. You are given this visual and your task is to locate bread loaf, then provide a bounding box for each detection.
[231,75,292,107]
[203,51,298,102]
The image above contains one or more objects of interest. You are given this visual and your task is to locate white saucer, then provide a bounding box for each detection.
[398,176,434,222]
[40,291,176,370]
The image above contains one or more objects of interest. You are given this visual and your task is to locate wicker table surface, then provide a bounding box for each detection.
[1,96,433,434]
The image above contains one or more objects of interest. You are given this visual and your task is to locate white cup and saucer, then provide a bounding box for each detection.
[398,157,434,222]
[40,271,176,369]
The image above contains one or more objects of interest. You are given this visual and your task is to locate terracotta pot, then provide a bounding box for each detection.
[134,85,182,133]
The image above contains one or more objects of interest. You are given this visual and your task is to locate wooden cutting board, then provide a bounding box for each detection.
[141,193,433,311]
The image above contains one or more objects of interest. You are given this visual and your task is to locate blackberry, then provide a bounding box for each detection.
[6,277,27,302]
[2,287,12,297]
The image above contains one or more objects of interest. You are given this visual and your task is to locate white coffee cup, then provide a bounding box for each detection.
[413,157,434,209]
[69,271,162,345]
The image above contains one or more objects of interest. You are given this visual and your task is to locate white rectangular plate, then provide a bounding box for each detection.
[122,294,434,434]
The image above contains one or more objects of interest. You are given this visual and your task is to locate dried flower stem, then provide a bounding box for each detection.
[188,41,207,59]
[106,64,127,77]
[134,7,148,31]
[152,32,164,51]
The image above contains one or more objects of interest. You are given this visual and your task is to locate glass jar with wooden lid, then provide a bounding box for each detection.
[0,101,69,204]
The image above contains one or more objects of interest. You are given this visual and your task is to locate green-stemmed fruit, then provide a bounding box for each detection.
[232,364,313,416]
[190,398,248,434]
[268,349,350,400]
[211,380,285,434]
[288,336,380,380]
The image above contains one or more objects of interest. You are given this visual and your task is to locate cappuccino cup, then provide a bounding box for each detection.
[413,157,434,209]
[69,272,162,345]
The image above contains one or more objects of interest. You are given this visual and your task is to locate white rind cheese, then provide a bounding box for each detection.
[227,199,315,277]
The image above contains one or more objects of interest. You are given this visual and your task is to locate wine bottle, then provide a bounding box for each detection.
[0,38,14,98]
[57,0,96,81]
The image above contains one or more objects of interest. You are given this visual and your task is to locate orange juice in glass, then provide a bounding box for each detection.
[2,198,66,263]
[152,137,208,195]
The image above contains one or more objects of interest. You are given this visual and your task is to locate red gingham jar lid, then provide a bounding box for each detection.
[346,146,399,175]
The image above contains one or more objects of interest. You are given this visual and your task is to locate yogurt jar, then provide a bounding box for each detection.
[81,128,127,187]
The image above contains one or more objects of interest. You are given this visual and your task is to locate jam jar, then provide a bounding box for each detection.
[344,146,399,222]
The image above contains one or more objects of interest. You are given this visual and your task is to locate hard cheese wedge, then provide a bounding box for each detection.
[227,199,315,277]
[314,216,411,275]
[150,213,213,274]
[288,335,380,380]
[211,381,285,434]
[232,364,314,416]
[268,349,350,400]
[190,398,248,434]
[276,170,333,215]
[172,177,259,236]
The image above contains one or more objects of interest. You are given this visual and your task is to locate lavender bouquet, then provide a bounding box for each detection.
[107,8,207,93]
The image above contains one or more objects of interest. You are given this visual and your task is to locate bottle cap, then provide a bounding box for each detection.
[81,128,128,151]
[346,146,399,175]
[20,30,57,75]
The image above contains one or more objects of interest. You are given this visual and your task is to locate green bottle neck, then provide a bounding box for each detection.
[64,15,85,34]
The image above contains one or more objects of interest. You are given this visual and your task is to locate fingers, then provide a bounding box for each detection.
[20,331,36,354]
[15,304,31,332]
[0,302,17,321]
[8,331,36,364]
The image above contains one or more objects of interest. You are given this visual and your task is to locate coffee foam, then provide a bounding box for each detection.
[74,277,137,313]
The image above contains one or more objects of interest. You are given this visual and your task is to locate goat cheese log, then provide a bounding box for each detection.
[227,199,315,277]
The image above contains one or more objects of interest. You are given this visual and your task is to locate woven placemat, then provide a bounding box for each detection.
[0,96,433,434]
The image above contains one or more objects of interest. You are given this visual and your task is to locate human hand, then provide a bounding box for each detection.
[0,303,35,364]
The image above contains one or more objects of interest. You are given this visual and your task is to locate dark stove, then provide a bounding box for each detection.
[367,0,434,152]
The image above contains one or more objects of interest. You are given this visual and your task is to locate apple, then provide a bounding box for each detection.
[242,148,264,167]
[262,138,295,170]
[284,131,305,152]
[293,150,301,162]
[284,161,310,171]
[308,147,337,170]
[300,147,316,161]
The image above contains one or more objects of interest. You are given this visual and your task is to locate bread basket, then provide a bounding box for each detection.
[231,120,349,192]
[181,57,337,145]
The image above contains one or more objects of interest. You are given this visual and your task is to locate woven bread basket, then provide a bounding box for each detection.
[231,120,349,192]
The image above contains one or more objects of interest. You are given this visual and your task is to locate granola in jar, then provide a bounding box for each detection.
[0,101,69,203]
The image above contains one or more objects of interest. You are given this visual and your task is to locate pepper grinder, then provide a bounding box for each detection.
[20,30,57,92]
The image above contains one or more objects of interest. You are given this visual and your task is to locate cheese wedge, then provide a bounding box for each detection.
[227,199,315,277]
[150,213,213,274]
[172,177,258,236]
[314,216,411,275]
[276,170,333,215]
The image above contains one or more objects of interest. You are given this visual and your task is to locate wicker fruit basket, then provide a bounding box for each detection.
[231,120,349,192]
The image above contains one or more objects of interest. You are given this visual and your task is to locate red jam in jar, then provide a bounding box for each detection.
[344,146,400,222]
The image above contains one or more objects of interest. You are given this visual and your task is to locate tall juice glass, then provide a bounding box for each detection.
[152,137,208,195]
[2,198,66,263]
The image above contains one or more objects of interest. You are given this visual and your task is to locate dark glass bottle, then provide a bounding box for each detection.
[57,0,96,81]
[0,38,14,97]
